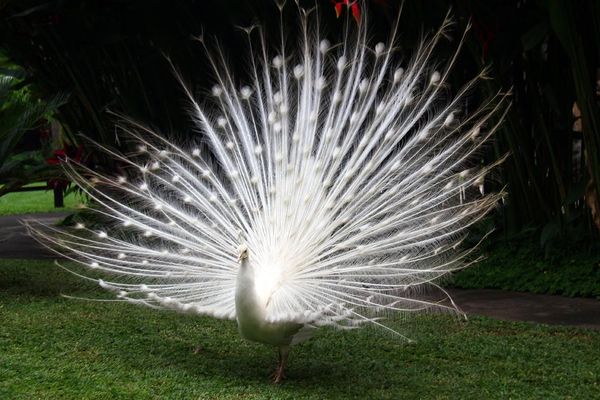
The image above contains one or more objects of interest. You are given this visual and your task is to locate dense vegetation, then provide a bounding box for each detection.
[0,55,67,195]
[451,239,600,298]
[0,0,599,250]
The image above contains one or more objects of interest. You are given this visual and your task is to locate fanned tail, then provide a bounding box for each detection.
[28,2,509,334]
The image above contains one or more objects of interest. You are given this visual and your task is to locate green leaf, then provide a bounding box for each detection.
[521,20,549,51]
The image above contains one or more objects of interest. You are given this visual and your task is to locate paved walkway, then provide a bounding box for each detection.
[1,212,599,330]
[448,288,600,330]
[0,212,69,259]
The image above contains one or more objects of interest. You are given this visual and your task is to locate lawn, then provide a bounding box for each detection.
[0,185,83,216]
[1,260,599,399]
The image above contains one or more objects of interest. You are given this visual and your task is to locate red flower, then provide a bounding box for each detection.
[332,0,361,24]
[45,144,84,166]
[46,144,85,191]
[46,149,66,165]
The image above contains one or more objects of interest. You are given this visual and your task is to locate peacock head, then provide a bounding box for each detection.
[237,243,249,263]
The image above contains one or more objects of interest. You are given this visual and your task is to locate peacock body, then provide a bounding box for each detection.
[30,1,508,382]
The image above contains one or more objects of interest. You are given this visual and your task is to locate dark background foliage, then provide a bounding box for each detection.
[1,0,599,253]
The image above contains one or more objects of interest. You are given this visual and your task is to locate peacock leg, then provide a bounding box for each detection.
[272,346,289,383]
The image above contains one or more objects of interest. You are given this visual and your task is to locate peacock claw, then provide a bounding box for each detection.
[271,367,286,384]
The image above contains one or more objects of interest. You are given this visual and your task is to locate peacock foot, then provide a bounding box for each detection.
[271,366,286,384]
[271,345,289,383]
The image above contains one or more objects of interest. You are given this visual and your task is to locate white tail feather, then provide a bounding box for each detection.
[28,3,508,334]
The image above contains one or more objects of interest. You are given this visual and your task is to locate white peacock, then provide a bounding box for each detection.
[30,1,508,383]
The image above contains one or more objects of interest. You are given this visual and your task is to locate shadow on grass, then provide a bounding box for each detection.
[110,321,421,397]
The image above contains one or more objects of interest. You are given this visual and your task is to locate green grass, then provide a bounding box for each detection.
[1,260,599,399]
[0,185,83,216]
[449,242,600,298]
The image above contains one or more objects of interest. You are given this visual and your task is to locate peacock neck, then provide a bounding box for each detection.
[235,259,264,323]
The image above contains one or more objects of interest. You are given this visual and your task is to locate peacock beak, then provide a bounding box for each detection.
[237,244,249,263]
[237,252,248,263]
